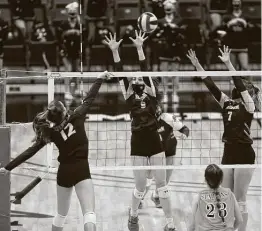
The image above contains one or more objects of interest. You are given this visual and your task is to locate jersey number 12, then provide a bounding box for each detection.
[60,123,76,141]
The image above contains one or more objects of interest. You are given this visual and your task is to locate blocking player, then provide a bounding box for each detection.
[189,164,243,231]
[0,71,112,231]
[105,31,177,231]
[187,46,259,231]
[140,106,190,208]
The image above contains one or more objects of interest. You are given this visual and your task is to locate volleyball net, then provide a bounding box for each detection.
[1,69,261,172]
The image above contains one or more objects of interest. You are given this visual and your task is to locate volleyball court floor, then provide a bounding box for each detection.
[9,120,262,231]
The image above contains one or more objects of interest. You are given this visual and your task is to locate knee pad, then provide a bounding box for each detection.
[146,178,153,187]
[133,188,145,199]
[84,212,96,225]
[157,185,170,199]
[53,214,66,228]
[238,201,248,213]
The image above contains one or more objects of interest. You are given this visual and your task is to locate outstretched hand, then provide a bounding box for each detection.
[104,33,123,51]
[0,164,9,175]
[98,71,115,80]
[186,49,199,67]
[218,45,231,63]
[129,30,148,49]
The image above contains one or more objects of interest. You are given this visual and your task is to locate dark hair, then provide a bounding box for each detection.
[205,164,226,227]
[33,111,51,143]
[232,80,261,111]
[47,101,66,124]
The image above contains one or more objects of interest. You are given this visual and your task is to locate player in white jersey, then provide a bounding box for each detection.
[189,164,243,231]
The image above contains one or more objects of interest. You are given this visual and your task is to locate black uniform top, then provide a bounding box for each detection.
[5,78,104,171]
[222,99,253,144]
[222,13,249,49]
[115,60,160,132]
[201,76,255,145]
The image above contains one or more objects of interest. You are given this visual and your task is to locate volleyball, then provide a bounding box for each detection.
[137,12,158,33]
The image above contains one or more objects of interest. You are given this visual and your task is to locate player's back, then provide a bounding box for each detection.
[195,187,236,231]
[50,112,88,162]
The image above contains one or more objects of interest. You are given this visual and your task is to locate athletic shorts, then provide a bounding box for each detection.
[57,159,91,188]
[164,137,177,157]
[221,143,255,165]
[131,129,164,157]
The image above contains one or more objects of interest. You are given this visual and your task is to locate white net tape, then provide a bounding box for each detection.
[1,70,262,80]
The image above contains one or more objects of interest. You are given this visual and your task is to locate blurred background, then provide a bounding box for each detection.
[0,0,261,122]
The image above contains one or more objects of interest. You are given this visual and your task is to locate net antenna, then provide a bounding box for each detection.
[79,0,84,101]
[0,69,7,125]
[47,71,54,171]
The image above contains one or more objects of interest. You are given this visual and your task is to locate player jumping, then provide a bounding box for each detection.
[140,106,190,208]
[0,71,112,231]
[189,164,243,231]
[187,46,260,231]
[105,31,177,231]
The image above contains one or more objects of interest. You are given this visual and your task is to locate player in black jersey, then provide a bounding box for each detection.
[187,45,260,231]
[0,71,112,231]
[105,31,177,231]
[140,106,190,208]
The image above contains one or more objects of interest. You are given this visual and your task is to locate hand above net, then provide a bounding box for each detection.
[97,71,114,80]
[218,45,231,64]
[129,30,148,50]
[186,49,199,67]
[104,33,123,51]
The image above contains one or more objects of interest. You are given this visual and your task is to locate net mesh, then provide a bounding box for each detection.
[5,70,262,170]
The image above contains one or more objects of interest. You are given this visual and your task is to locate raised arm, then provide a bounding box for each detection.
[130,30,156,97]
[104,33,132,100]
[187,49,229,108]
[1,140,46,173]
[218,45,255,113]
[74,71,112,116]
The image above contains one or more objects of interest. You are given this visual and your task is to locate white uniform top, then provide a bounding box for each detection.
[194,187,238,231]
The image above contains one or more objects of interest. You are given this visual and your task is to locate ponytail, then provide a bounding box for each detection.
[214,189,227,228]
[205,164,226,228]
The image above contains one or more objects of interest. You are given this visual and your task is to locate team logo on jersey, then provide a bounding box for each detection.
[226,105,239,110]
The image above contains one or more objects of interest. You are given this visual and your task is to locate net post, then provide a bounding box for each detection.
[0,126,11,231]
[0,69,7,125]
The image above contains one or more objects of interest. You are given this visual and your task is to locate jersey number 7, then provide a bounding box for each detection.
[60,123,76,141]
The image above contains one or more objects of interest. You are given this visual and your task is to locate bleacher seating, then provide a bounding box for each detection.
[0,0,260,68]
